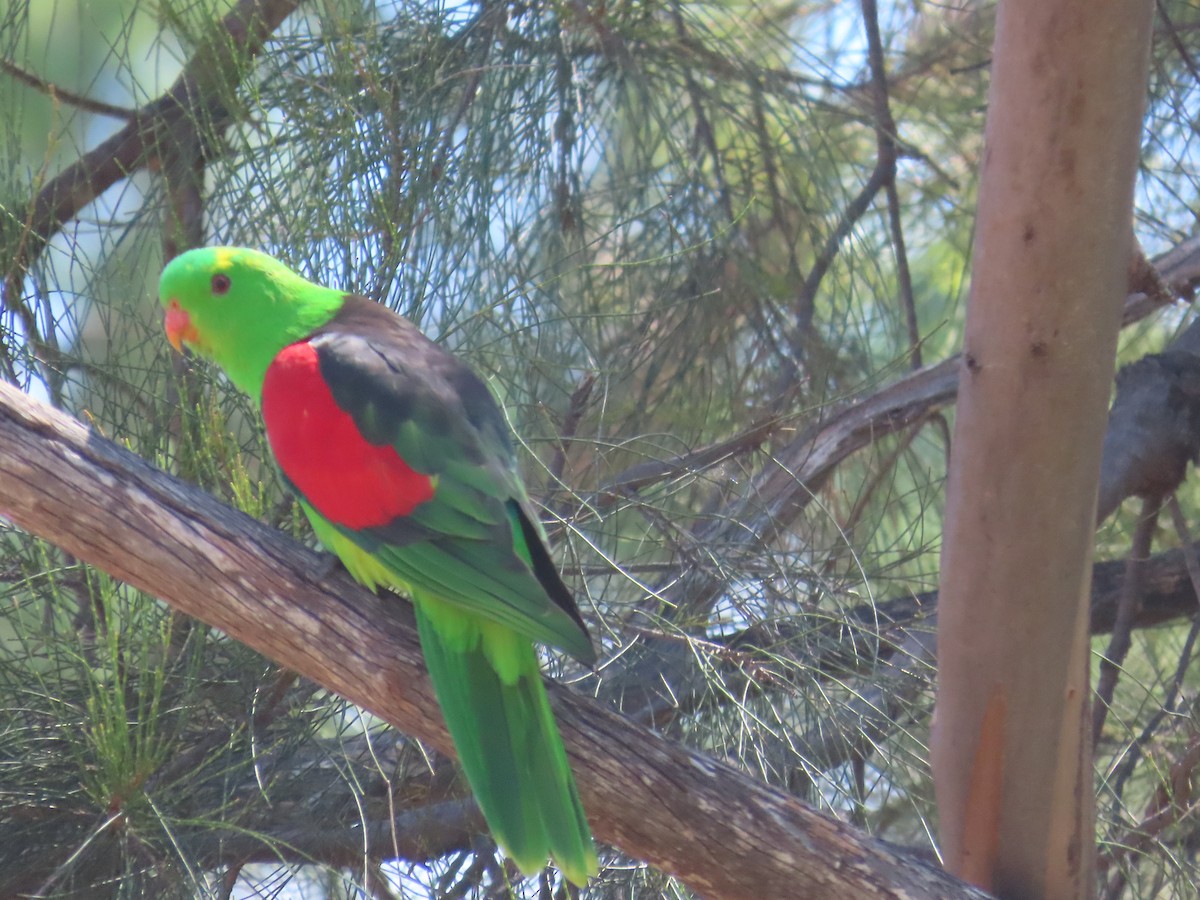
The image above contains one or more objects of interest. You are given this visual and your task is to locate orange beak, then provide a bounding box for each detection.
[163,298,198,353]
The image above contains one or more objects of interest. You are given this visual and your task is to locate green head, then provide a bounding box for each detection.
[159,247,347,401]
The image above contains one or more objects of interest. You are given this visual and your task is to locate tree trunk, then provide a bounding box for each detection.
[932,0,1154,896]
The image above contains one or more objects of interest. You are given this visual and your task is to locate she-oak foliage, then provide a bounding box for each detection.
[2,0,1200,896]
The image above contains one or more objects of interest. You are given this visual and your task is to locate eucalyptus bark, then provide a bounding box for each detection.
[932,1,1154,896]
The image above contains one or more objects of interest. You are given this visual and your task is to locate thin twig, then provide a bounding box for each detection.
[1166,496,1200,609]
[431,5,501,187]
[2,117,60,390]
[860,0,920,369]
[1093,497,1161,745]
[1102,728,1200,896]
[839,416,928,538]
[1156,0,1200,87]
[365,864,403,900]
[547,373,595,488]
[669,2,734,223]
[0,58,135,118]
[591,415,783,509]
[217,864,241,900]
[1105,498,1200,812]
[159,106,208,450]
[791,163,888,345]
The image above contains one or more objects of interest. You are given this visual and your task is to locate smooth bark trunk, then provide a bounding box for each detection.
[932,0,1154,896]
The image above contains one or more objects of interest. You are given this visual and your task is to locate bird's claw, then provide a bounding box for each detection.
[313,551,344,582]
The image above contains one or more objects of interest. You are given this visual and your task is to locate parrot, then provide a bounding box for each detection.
[159,246,598,885]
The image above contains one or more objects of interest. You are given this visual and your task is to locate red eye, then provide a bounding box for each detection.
[211,273,231,295]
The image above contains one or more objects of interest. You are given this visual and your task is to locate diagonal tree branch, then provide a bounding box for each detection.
[0,382,987,899]
[620,231,1200,640]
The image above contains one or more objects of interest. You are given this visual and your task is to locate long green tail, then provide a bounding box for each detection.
[413,594,598,885]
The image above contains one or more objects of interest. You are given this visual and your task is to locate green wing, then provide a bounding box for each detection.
[307,300,593,663]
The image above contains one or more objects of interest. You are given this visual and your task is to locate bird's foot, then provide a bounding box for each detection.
[312,550,344,582]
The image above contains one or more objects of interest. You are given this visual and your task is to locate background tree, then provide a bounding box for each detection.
[0,0,1199,896]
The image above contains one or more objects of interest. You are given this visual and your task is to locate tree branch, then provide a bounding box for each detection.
[0,381,987,898]
[860,0,920,369]
[0,58,135,119]
[1093,498,1160,743]
[1,0,301,304]
[632,231,1200,635]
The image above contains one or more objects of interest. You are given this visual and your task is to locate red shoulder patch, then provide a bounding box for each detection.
[262,341,435,529]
